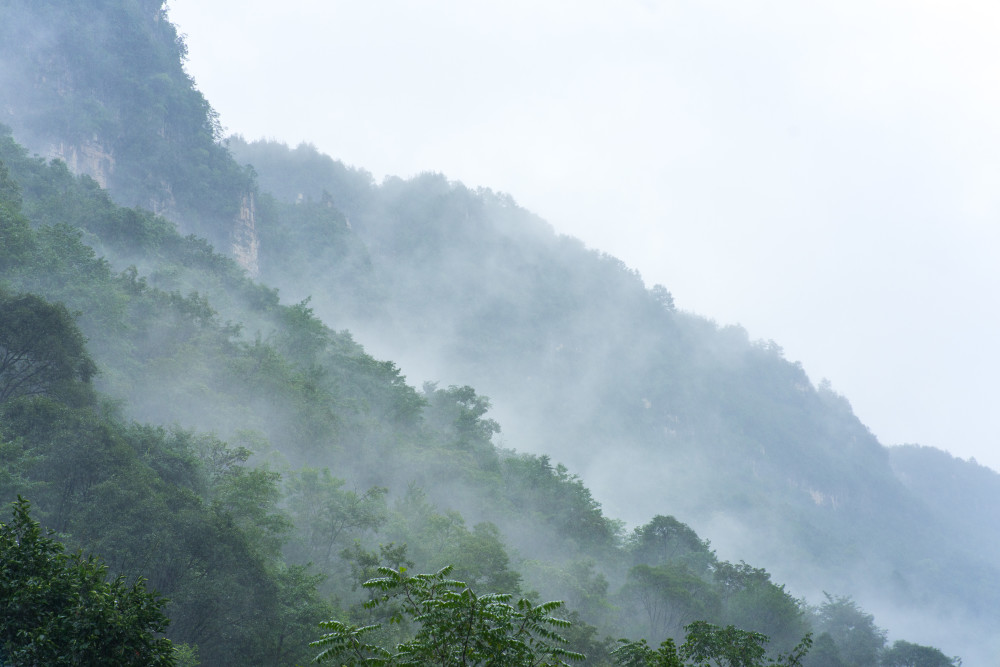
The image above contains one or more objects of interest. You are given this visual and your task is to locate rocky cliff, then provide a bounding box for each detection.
[46,139,115,189]
[231,192,260,277]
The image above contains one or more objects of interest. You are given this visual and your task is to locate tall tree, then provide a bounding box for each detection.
[880,640,960,667]
[810,595,885,667]
[0,290,96,406]
[311,565,584,666]
[0,497,175,666]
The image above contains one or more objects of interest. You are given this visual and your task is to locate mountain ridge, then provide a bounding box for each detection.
[0,1,995,663]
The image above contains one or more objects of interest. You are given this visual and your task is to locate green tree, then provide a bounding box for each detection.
[800,633,845,667]
[621,563,720,642]
[0,496,176,666]
[310,565,584,666]
[880,640,960,667]
[0,159,34,274]
[612,622,812,667]
[0,290,97,405]
[713,561,808,653]
[650,284,676,312]
[284,466,388,568]
[681,621,811,667]
[612,637,684,667]
[0,158,23,212]
[810,595,885,667]
[386,486,522,594]
[630,516,715,574]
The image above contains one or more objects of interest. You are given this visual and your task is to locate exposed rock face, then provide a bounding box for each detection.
[231,192,260,277]
[47,139,115,188]
[149,181,176,218]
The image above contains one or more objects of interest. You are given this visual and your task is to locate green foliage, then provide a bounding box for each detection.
[612,638,685,667]
[226,136,376,211]
[0,158,23,212]
[0,4,977,662]
[0,123,962,665]
[630,516,715,573]
[800,633,844,667]
[621,563,720,642]
[311,565,585,666]
[229,129,993,667]
[386,487,523,595]
[0,496,175,666]
[499,454,623,555]
[880,640,960,667]
[205,448,293,560]
[521,560,612,624]
[0,397,333,667]
[612,622,811,667]
[253,193,380,314]
[808,595,885,667]
[681,621,810,667]
[0,289,97,405]
[285,466,388,569]
[172,643,201,667]
[0,0,251,242]
[682,624,764,667]
[713,562,808,654]
[0,157,34,275]
[424,384,501,446]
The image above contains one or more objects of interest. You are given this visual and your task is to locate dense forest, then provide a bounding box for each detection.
[0,0,995,664]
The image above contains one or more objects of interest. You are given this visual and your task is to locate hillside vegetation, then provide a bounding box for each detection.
[0,0,995,664]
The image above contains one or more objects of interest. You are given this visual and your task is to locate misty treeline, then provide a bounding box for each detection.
[0,129,957,665]
[0,0,993,664]
[231,139,999,660]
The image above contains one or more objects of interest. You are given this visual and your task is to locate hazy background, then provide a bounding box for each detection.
[166,0,1000,472]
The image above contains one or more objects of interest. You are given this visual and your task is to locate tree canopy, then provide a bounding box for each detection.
[0,496,175,666]
[311,565,584,666]
[0,290,96,406]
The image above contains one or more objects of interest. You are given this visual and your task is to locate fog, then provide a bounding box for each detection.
[4,1,998,662]
[210,134,998,661]
[166,0,1000,474]
[155,4,1000,657]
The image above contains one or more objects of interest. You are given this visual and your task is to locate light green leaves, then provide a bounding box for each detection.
[312,565,584,666]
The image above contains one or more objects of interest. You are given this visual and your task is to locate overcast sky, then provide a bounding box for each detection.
[167,0,1000,472]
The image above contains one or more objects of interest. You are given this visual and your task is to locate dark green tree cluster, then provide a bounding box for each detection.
[0,289,97,405]
[0,497,175,666]
[0,398,337,665]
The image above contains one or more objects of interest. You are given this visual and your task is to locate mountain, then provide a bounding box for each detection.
[0,0,256,265]
[0,0,994,664]
[231,138,1000,656]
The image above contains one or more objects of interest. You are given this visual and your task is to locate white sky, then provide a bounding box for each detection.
[167,0,1000,472]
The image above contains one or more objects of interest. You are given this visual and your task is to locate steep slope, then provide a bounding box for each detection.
[232,137,1000,660]
[890,445,1000,565]
[0,128,833,665]
[0,130,615,663]
[0,0,256,267]
[0,0,992,662]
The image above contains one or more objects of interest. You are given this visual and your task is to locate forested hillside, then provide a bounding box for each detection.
[0,123,826,666]
[0,0,994,664]
[0,0,252,253]
[231,138,1000,659]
